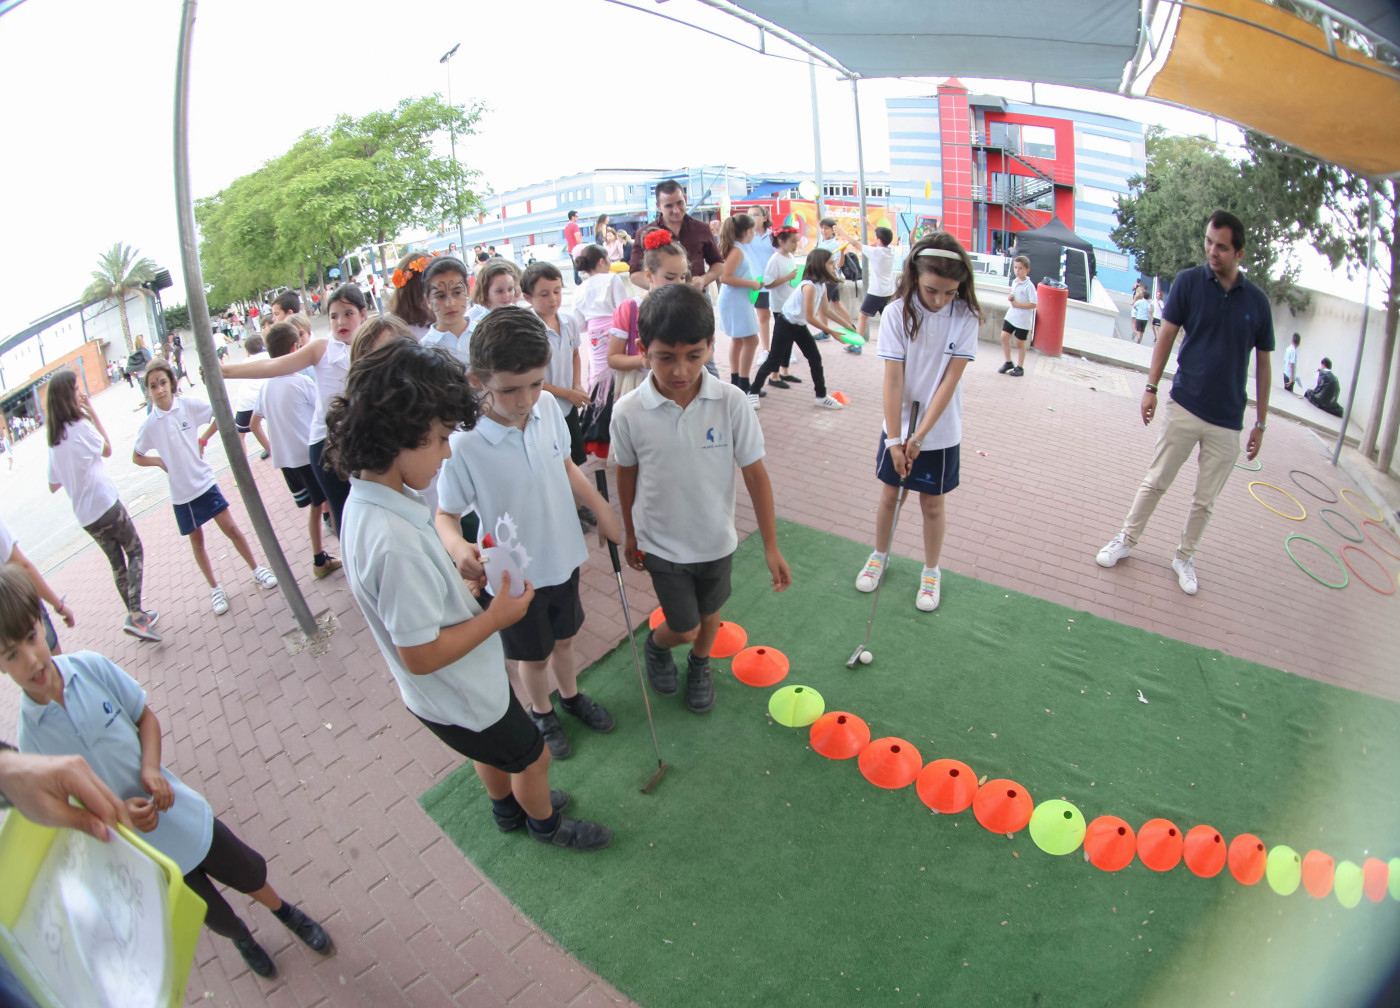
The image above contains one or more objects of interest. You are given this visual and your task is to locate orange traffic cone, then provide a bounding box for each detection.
[732,646,789,687]
[972,779,1033,834]
[648,606,666,629]
[1183,825,1227,878]
[1136,818,1183,872]
[1084,816,1137,871]
[1302,849,1335,898]
[809,712,870,760]
[858,737,922,790]
[711,621,748,658]
[1228,834,1267,885]
[915,759,977,814]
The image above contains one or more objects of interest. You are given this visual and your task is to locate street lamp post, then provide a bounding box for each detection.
[440,43,467,257]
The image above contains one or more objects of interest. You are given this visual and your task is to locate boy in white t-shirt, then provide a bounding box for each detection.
[855,226,898,345]
[999,255,1037,376]
[611,284,792,713]
[132,359,279,616]
[329,339,611,851]
[231,335,272,461]
[251,323,341,580]
[435,309,622,760]
[1283,332,1300,392]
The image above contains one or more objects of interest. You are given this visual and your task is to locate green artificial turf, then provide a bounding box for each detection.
[421,520,1400,1008]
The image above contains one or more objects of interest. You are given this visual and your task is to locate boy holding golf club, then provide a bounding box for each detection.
[611,283,792,713]
[434,308,623,762]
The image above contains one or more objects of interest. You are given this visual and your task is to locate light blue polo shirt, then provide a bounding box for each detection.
[18,652,213,875]
[437,391,587,591]
[341,478,510,732]
[610,370,765,564]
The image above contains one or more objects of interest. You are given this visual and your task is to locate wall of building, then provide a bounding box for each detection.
[81,292,161,365]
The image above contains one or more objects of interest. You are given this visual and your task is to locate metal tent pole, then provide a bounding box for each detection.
[1331,180,1376,467]
[852,75,869,296]
[809,56,825,219]
[174,0,319,637]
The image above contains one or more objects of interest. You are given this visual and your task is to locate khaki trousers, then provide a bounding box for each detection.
[1121,398,1240,562]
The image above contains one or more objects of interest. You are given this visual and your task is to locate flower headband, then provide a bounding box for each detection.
[917,248,963,261]
[772,226,799,240]
[643,229,675,251]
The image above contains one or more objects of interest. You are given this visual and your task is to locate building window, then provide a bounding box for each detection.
[1080,132,1133,159]
[820,182,891,198]
[1022,125,1056,160]
[1078,185,1121,208]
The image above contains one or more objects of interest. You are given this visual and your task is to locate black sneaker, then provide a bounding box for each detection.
[644,631,678,695]
[279,904,333,954]
[998,361,1015,374]
[531,709,572,760]
[782,374,802,384]
[233,937,276,978]
[494,789,570,832]
[1010,365,1025,376]
[561,692,615,733]
[768,375,790,389]
[529,816,613,851]
[685,652,715,713]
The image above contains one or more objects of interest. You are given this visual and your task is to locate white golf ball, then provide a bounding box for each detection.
[859,650,873,665]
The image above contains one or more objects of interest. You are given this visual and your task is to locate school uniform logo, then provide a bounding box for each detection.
[103,702,113,714]
[703,426,728,450]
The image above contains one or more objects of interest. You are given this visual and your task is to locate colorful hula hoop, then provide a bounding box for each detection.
[1320,508,1365,543]
[1362,520,1400,561]
[1340,545,1397,595]
[1340,488,1383,521]
[1288,469,1338,503]
[1248,481,1306,521]
[1284,536,1349,588]
[1234,455,1263,471]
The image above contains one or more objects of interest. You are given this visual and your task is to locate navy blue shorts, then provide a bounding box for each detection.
[415,693,544,774]
[173,485,230,536]
[498,567,585,662]
[754,291,770,311]
[876,433,960,496]
[281,465,327,509]
[860,293,891,317]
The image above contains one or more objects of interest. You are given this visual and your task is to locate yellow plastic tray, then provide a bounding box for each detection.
[0,809,206,1007]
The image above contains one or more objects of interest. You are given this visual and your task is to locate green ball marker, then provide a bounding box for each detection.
[768,685,825,727]
[1334,861,1364,908]
[1266,844,1302,896]
[1028,799,1086,856]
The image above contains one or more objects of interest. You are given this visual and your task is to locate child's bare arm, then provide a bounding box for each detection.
[6,544,71,625]
[131,449,167,472]
[396,573,534,676]
[905,358,971,463]
[739,460,791,592]
[221,339,321,379]
[616,464,644,570]
[434,508,484,581]
[566,460,622,544]
[135,707,174,811]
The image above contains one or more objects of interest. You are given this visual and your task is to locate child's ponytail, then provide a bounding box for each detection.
[718,213,753,258]
[573,244,609,275]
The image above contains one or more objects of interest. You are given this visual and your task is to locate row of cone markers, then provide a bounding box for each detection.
[717,634,1397,909]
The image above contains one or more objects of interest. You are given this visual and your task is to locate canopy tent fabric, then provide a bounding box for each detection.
[745,180,801,198]
[1013,218,1098,302]
[710,0,1400,177]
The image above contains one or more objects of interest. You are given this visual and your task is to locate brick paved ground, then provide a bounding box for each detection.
[3,326,1397,1006]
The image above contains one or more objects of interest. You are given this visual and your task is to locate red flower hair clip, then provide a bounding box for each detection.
[643,229,674,251]
[772,226,800,240]
[391,269,409,288]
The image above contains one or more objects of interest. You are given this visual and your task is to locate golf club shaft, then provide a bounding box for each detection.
[595,470,665,765]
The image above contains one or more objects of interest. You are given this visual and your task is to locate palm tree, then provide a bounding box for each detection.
[83,242,157,358]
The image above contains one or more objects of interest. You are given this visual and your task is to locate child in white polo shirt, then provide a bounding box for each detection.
[611,284,792,713]
[435,308,623,760]
[0,564,331,980]
[250,322,340,579]
[326,340,611,851]
[132,359,278,616]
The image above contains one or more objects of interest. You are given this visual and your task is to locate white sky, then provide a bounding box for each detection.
[0,0,1371,337]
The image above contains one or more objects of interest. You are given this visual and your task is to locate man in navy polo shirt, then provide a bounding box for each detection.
[1096,209,1273,595]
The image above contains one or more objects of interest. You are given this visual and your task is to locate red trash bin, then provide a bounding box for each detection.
[1034,283,1067,357]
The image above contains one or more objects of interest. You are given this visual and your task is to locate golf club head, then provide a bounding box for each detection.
[640,761,669,794]
[846,644,865,668]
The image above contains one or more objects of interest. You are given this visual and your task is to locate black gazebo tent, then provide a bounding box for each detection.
[1013,218,1098,302]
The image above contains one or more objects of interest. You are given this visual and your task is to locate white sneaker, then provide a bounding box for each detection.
[1172,556,1199,595]
[1096,533,1132,568]
[252,565,278,589]
[855,553,885,593]
[211,586,229,615]
[747,393,760,409]
[814,395,846,410]
[916,572,941,611]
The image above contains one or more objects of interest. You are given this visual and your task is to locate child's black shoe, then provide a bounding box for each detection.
[233,937,276,978]
[529,816,613,851]
[278,903,333,955]
[644,631,678,695]
[531,709,572,760]
[685,651,715,713]
[494,789,570,832]
[561,692,615,733]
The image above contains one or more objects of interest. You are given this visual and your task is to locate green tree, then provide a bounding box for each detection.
[196,94,483,302]
[163,302,191,334]
[82,243,156,358]
[1112,127,1325,310]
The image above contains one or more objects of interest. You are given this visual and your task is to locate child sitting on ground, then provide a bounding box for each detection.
[132,359,278,615]
[326,340,611,850]
[435,308,624,760]
[0,564,331,979]
[611,284,792,713]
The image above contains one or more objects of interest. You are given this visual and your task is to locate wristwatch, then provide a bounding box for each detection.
[909,436,924,448]
[1254,421,1267,431]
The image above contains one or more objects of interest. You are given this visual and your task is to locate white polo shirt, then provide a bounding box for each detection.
[341,478,509,731]
[610,370,765,564]
[133,396,215,505]
[535,312,581,392]
[877,296,979,451]
[308,338,351,444]
[421,325,471,367]
[47,419,119,526]
[861,244,897,297]
[437,392,586,591]
[254,372,316,470]
[19,652,214,875]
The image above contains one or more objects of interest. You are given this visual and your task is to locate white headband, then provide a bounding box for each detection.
[917,248,963,261]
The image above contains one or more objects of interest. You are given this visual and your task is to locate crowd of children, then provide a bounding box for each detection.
[2,224,997,988]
